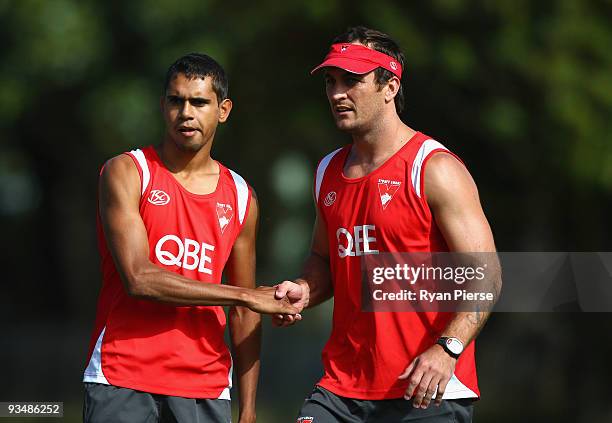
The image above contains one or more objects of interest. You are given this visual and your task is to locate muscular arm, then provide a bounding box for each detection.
[426,153,500,344]
[400,153,501,408]
[99,155,296,314]
[226,193,260,423]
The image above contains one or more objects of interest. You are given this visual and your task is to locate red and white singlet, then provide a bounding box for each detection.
[83,146,252,399]
[315,132,480,400]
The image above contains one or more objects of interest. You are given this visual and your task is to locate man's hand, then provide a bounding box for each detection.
[272,281,309,327]
[398,344,456,409]
[244,286,299,315]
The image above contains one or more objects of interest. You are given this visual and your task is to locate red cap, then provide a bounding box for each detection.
[311,43,403,78]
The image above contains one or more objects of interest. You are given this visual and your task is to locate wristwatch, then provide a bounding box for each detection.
[436,337,464,359]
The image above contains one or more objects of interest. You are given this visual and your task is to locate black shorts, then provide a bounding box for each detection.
[297,385,473,423]
[83,383,231,423]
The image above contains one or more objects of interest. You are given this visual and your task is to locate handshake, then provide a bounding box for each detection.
[244,281,310,327]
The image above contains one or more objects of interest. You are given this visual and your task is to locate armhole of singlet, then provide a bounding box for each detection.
[228,169,251,228]
[123,149,151,199]
[314,147,343,207]
[410,139,466,202]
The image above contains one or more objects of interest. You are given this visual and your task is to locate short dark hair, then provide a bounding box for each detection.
[164,53,229,102]
[332,26,405,114]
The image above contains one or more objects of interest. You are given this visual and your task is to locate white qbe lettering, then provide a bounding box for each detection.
[155,234,215,274]
[337,225,379,258]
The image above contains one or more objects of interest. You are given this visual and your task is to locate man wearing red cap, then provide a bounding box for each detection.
[275,26,499,422]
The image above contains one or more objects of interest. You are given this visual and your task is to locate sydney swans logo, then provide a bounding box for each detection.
[216,203,234,234]
[377,179,401,210]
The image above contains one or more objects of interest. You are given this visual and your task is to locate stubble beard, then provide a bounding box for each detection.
[334,114,359,133]
[335,116,368,136]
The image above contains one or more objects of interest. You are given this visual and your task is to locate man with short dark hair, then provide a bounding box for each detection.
[275,27,500,422]
[83,53,297,423]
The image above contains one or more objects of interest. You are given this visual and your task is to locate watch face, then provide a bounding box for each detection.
[446,338,463,355]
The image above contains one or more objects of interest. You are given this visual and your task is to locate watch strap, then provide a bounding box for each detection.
[436,337,461,359]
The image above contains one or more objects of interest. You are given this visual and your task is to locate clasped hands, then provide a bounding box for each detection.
[244,281,308,323]
[272,280,309,327]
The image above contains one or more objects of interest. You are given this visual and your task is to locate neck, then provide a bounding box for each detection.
[158,134,217,175]
[350,113,416,164]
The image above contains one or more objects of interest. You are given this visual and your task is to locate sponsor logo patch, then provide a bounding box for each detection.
[377,179,401,210]
[297,417,314,423]
[148,189,170,205]
[155,234,215,274]
[324,191,337,207]
[216,202,234,234]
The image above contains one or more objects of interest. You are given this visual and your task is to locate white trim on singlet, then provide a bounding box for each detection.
[410,139,449,198]
[130,149,151,196]
[217,356,233,400]
[315,148,343,202]
[229,169,249,225]
[83,327,109,385]
[442,373,479,399]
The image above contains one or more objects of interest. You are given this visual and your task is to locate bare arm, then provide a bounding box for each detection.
[99,154,297,314]
[427,153,500,343]
[297,210,334,308]
[273,209,334,326]
[400,153,501,408]
[226,193,260,423]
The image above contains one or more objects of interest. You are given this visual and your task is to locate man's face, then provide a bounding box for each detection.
[324,67,386,133]
[161,73,231,153]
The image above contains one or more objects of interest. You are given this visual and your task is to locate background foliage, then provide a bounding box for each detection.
[1,0,611,421]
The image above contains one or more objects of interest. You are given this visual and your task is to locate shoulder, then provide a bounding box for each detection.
[220,163,251,194]
[318,146,345,162]
[426,152,471,183]
[317,146,346,170]
[99,152,144,201]
[218,163,253,224]
[405,135,460,198]
[98,154,142,205]
[226,166,249,187]
[410,137,450,161]
[101,153,139,180]
[424,152,477,209]
[401,134,450,173]
[314,146,345,202]
[102,145,156,176]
